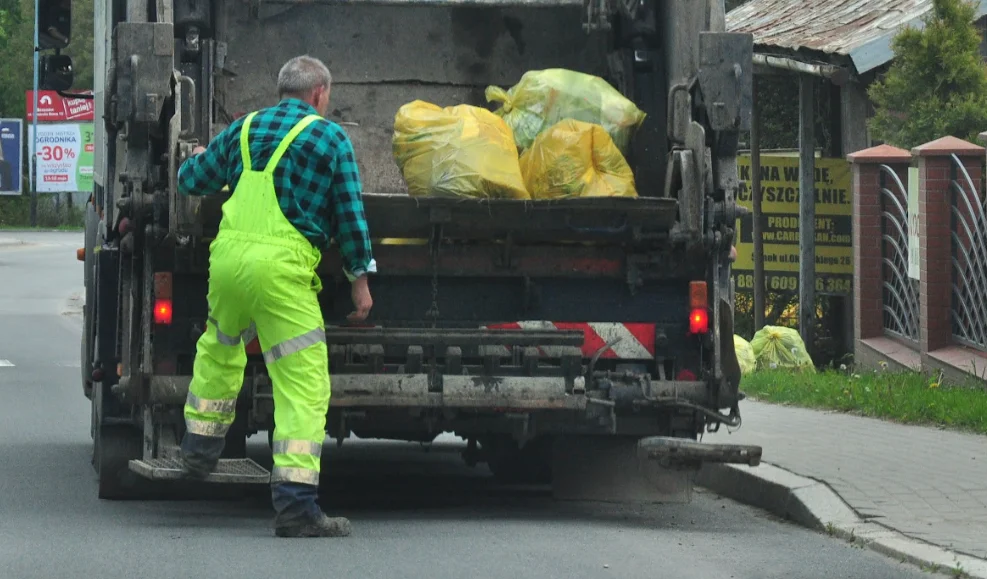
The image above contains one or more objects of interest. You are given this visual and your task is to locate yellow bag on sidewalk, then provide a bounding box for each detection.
[519,119,637,199]
[392,100,529,200]
[486,69,647,153]
[734,334,756,375]
[751,325,815,372]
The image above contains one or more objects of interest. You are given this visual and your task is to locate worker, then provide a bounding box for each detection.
[173,55,375,538]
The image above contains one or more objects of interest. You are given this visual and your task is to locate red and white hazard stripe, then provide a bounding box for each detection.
[484,321,656,360]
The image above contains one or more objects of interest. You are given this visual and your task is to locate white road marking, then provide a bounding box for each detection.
[0,360,14,367]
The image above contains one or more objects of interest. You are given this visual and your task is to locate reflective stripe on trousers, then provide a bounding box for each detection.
[271,439,324,485]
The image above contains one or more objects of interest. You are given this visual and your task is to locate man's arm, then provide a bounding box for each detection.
[327,129,376,282]
[177,120,237,197]
[326,128,376,322]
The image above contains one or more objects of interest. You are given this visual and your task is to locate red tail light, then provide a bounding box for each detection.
[689,308,709,335]
[153,272,173,325]
[154,299,173,325]
[676,369,697,381]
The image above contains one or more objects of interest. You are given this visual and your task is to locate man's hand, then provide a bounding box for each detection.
[192,145,207,155]
[347,275,373,322]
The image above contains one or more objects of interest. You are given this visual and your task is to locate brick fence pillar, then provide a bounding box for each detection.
[847,145,912,348]
[912,136,985,356]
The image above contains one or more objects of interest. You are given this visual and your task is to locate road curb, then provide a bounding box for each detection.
[697,462,987,579]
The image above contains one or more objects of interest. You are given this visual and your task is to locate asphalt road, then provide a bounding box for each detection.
[0,231,930,579]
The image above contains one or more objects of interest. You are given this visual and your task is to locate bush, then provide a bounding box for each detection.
[0,194,84,228]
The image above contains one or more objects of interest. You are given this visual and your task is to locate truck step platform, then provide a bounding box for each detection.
[128,458,271,484]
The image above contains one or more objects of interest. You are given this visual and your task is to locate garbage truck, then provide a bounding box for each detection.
[40,0,762,499]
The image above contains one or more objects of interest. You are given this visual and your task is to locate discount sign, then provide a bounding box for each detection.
[28,123,95,193]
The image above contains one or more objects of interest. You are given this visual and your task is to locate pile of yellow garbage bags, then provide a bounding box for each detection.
[392,69,647,200]
[734,326,815,374]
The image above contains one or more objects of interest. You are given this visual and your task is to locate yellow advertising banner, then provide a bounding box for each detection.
[733,154,853,296]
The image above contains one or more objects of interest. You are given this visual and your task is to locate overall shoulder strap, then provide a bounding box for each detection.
[265,114,322,175]
[239,111,259,172]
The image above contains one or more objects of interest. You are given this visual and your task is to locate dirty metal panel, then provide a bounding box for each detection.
[698,32,753,133]
[218,3,606,86]
[725,0,987,73]
[322,327,585,347]
[355,194,680,242]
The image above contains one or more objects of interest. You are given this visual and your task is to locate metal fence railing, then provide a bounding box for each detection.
[949,154,987,352]
[878,164,920,345]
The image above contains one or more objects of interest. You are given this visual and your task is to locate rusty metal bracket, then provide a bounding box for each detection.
[639,436,761,468]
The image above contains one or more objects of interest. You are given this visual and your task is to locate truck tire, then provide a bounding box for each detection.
[482,435,554,485]
[94,422,145,500]
[91,385,145,500]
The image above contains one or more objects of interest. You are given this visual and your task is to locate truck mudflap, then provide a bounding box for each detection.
[551,436,762,504]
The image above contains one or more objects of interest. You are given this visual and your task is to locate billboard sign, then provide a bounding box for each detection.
[733,154,854,296]
[0,119,24,195]
[28,123,95,193]
[26,90,96,122]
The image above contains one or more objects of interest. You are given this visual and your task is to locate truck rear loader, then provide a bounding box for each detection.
[37,0,762,500]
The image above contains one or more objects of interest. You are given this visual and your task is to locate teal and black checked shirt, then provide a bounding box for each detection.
[177,98,376,280]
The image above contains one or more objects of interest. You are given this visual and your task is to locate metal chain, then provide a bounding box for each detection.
[425,227,441,328]
[426,255,440,328]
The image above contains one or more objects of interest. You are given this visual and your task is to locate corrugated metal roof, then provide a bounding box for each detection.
[727,0,987,74]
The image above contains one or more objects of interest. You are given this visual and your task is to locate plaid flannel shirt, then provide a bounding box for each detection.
[177,98,376,280]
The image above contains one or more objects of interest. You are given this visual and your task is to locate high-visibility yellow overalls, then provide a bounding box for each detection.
[179,112,330,517]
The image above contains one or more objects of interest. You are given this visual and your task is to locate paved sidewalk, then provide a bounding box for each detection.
[705,400,987,560]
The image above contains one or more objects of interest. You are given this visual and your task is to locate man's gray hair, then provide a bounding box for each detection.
[277,55,333,98]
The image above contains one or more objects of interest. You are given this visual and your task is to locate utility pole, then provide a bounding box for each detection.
[30,0,40,227]
[751,76,765,330]
[798,73,816,356]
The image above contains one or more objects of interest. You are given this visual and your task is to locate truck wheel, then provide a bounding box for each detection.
[91,385,145,499]
[93,422,144,500]
[483,435,554,485]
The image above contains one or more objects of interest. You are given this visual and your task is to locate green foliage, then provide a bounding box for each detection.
[0,0,23,48]
[868,0,987,149]
[740,367,987,434]
[0,194,84,228]
[0,0,93,120]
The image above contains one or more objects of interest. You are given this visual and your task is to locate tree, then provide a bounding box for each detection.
[868,0,987,149]
[0,0,22,49]
[0,0,93,118]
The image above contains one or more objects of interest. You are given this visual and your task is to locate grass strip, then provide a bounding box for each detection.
[739,368,987,435]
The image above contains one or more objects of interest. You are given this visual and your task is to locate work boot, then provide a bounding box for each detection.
[178,431,225,479]
[178,453,214,480]
[274,511,352,538]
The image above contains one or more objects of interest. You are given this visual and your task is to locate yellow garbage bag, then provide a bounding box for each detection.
[392,100,529,200]
[519,119,637,200]
[485,69,647,153]
[750,325,815,372]
[734,334,756,376]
